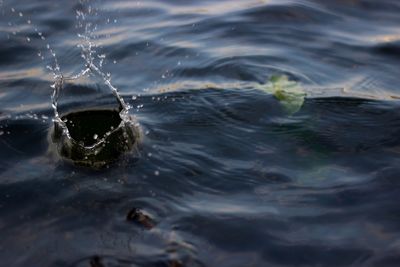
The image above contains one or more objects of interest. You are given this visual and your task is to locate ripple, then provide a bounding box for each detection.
[2,0,400,266]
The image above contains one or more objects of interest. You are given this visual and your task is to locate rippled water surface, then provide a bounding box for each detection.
[1,0,400,266]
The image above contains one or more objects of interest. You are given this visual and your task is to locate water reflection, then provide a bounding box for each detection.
[1,0,400,266]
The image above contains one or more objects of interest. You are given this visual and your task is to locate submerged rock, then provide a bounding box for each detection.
[90,256,105,267]
[126,207,155,230]
[50,108,141,168]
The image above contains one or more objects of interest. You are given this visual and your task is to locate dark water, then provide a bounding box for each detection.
[1,0,400,266]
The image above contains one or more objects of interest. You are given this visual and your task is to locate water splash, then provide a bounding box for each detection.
[4,1,138,161]
[49,2,134,151]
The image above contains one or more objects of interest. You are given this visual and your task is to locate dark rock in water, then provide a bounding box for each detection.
[50,108,141,168]
[90,256,105,267]
[373,41,400,59]
[168,260,185,267]
[126,207,155,230]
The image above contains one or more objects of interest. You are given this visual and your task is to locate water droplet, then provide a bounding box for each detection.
[93,134,98,140]
[26,37,30,42]
[0,131,3,136]
[154,170,160,176]
[18,12,23,17]
[27,20,31,24]
[132,96,137,100]
[11,8,15,12]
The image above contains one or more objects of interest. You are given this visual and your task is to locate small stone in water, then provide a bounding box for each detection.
[168,260,184,267]
[89,256,105,267]
[126,208,155,230]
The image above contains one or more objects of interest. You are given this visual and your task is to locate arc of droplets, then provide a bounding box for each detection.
[7,6,66,130]
[74,3,130,115]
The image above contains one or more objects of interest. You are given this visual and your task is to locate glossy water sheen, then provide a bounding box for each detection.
[1,1,400,266]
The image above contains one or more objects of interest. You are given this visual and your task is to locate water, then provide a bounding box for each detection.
[1,0,400,266]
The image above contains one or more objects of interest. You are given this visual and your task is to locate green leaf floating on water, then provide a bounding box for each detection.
[257,75,306,115]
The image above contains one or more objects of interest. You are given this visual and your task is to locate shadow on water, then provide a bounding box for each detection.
[62,109,122,147]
